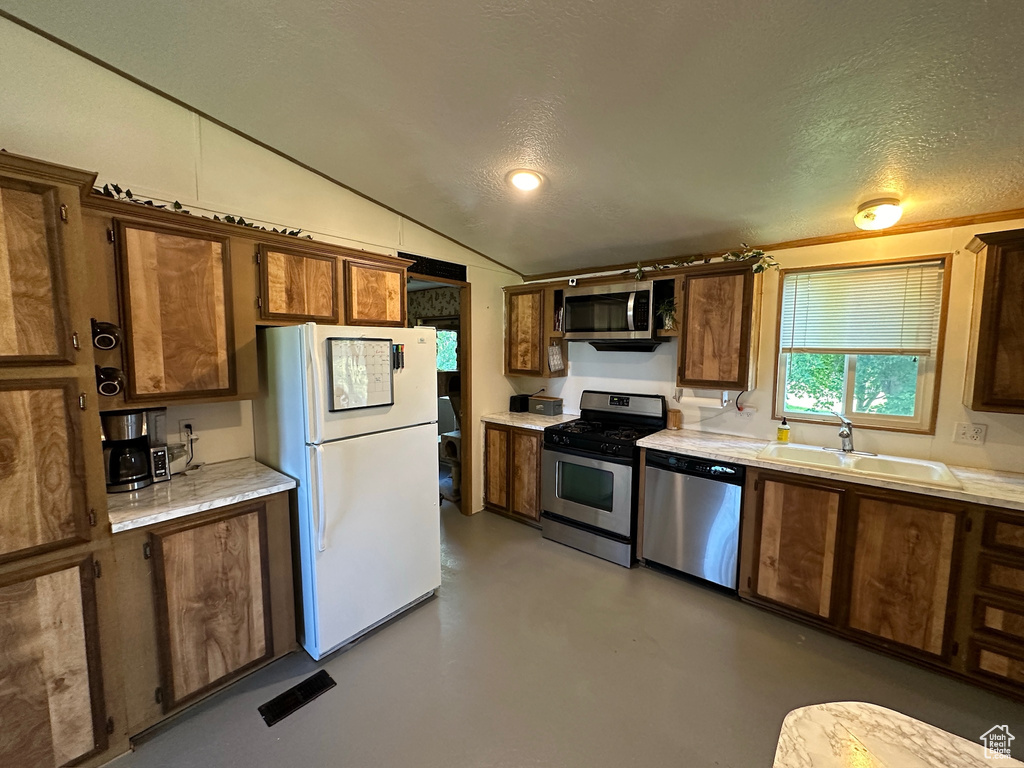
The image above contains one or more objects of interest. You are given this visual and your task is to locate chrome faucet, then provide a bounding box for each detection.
[832,411,855,453]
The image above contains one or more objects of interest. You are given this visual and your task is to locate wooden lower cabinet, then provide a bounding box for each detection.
[113,493,295,736]
[484,423,543,525]
[846,495,960,657]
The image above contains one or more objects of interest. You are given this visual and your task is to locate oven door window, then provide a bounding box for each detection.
[558,461,615,512]
[564,292,632,333]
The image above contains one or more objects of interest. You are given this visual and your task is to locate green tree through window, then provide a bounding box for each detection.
[436,330,458,371]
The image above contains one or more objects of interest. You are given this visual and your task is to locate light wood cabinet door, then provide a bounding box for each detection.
[0,379,91,563]
[754,477,841,619]
[505,289,544,376]
[258,244,339,323]
[344,260,406,326]
[847,496,959,656]
[0,175,75,366]
[150,504,272,710]
[510,428,542,521]
[0,556,106,768]
[115,220,235,401]
[484,423,510,512]
[678,267,754,388]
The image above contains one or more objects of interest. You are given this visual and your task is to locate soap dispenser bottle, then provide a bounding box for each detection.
[777,418,790,443]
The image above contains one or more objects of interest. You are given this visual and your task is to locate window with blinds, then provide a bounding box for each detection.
[774,257,949,434]
[780,260,945,356]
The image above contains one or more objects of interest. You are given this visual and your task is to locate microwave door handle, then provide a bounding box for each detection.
[626,292,636,331]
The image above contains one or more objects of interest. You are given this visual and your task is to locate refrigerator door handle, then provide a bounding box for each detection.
[312,444,327,552]
[305,323,324,445]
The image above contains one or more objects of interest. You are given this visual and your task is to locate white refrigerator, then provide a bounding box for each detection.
[254,323,441,660]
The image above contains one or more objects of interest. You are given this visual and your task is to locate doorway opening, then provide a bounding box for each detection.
[407,274,472,514]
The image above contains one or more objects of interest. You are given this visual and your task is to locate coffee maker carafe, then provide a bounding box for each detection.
[101,411,152,492]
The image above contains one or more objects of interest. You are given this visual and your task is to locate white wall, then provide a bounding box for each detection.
[515,218,1024,474]
[0,17,517,512]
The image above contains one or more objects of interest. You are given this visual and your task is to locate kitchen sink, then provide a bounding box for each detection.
[757,442,962,489]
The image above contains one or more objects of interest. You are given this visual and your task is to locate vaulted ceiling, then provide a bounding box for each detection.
[4,1,1024,275]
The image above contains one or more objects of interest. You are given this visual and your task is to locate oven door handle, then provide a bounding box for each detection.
[626,292,636,331]
[543,444,635,466]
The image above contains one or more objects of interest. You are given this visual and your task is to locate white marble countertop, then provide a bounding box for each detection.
[637,429,1024,511]
[106,458,296,533]
[774,701,1022,766]
[481,411,579,431]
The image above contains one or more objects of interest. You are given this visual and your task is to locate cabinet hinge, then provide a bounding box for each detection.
[72,331,81,350]
[256,296,263,310]
[747,576,752,589]
[951,640,960,656]
[754,478,760,491]
[93,559,102,579]
[88,510,97,527]
[255,250,261,264]
[154,687,163,704]
[59,204,68,223]
[143,541,152,560]
[107,228,115,243]
[78,393,88,411]
[965,516,973,533]
[106,716,115,735]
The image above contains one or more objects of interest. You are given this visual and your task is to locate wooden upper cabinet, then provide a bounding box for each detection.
[484,423,510,512]
[344,260,406,326]
[510,429,542,522]
[677,265,756,389]
[114,220,235,401]
[0,556,106,768]
[0,379,91,563]
[505,288,544,376]
[965,229,1024,412]
[150,503,272,710]
[846,495,960,657]
[754,476,842,620]
[258,244,339,323]
[0,175,76,366]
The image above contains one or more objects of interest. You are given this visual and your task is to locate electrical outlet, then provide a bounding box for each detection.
[738,405,758,418]
[177,419,195,444]
[954,422,987,445]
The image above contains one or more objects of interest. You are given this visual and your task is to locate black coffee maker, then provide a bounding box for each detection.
[101,410,152,492]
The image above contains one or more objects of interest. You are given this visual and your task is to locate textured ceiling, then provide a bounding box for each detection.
[4,1,1024,275]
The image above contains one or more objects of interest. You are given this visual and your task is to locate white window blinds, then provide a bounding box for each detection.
[780,260,945,355]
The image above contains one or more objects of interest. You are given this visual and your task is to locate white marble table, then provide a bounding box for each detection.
[106,458,296,533]
[774,701,1023,767]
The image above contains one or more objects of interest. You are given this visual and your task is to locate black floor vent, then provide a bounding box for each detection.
[258,670,336,727]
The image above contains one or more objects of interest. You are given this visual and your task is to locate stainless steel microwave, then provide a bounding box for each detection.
[562,280,654,340]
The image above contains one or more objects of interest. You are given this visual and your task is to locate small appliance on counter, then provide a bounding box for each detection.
[510,388,544,413]
[100,408,170,492]
[529,395,563,416]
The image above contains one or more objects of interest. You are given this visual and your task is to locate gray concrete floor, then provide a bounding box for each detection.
[113,504,1024,767]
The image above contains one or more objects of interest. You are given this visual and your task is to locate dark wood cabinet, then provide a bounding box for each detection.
[344,259,406,326]
[846,494,961,657]
[258,244,339,323]
[750,475,842,620]
[677,265,758,389]
[964,229,1024,412]
[114,220,236,401]
[484,423,544,525]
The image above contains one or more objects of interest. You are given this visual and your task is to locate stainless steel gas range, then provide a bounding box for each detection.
[541,391,667,567]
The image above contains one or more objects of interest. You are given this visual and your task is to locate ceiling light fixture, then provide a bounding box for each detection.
[854,198,903,230]
[508,169,544,191]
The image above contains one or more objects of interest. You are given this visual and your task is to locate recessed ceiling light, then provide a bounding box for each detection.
[854,198,903,230]
[508,169,544,191]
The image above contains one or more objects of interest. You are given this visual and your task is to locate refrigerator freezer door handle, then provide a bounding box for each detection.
[313,444,327,552]
[305,323,324,445]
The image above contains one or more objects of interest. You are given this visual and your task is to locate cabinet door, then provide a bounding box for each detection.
[847,496,959,656]
[0,379,91,562]
[344,260,406,326]
[510,428,542,521]
[0,176,75,366]
[0,556,106,767]
[484,423,510,512]
[258,245,339,323]
[754,477,841,619]
[678,267,754,388]
[505,289,544,376]
[150,504,272,710]
[115,221,235,401]
[971,236,1024,410]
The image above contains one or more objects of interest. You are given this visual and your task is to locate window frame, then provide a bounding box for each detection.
[771,254,952,435]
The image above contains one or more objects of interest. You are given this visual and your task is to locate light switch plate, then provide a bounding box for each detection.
[954,422,987,445]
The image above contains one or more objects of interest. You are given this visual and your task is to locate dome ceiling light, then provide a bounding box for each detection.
[854,198,903,230]
[508,169,544,192]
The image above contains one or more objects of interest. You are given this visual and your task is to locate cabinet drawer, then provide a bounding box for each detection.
[979,555,1024,600]
[974,597,1024,647]
[984,513,1024,557]
[969,639,1024,685]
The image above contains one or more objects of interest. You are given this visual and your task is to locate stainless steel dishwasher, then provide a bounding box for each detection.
[642,451,745,590]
